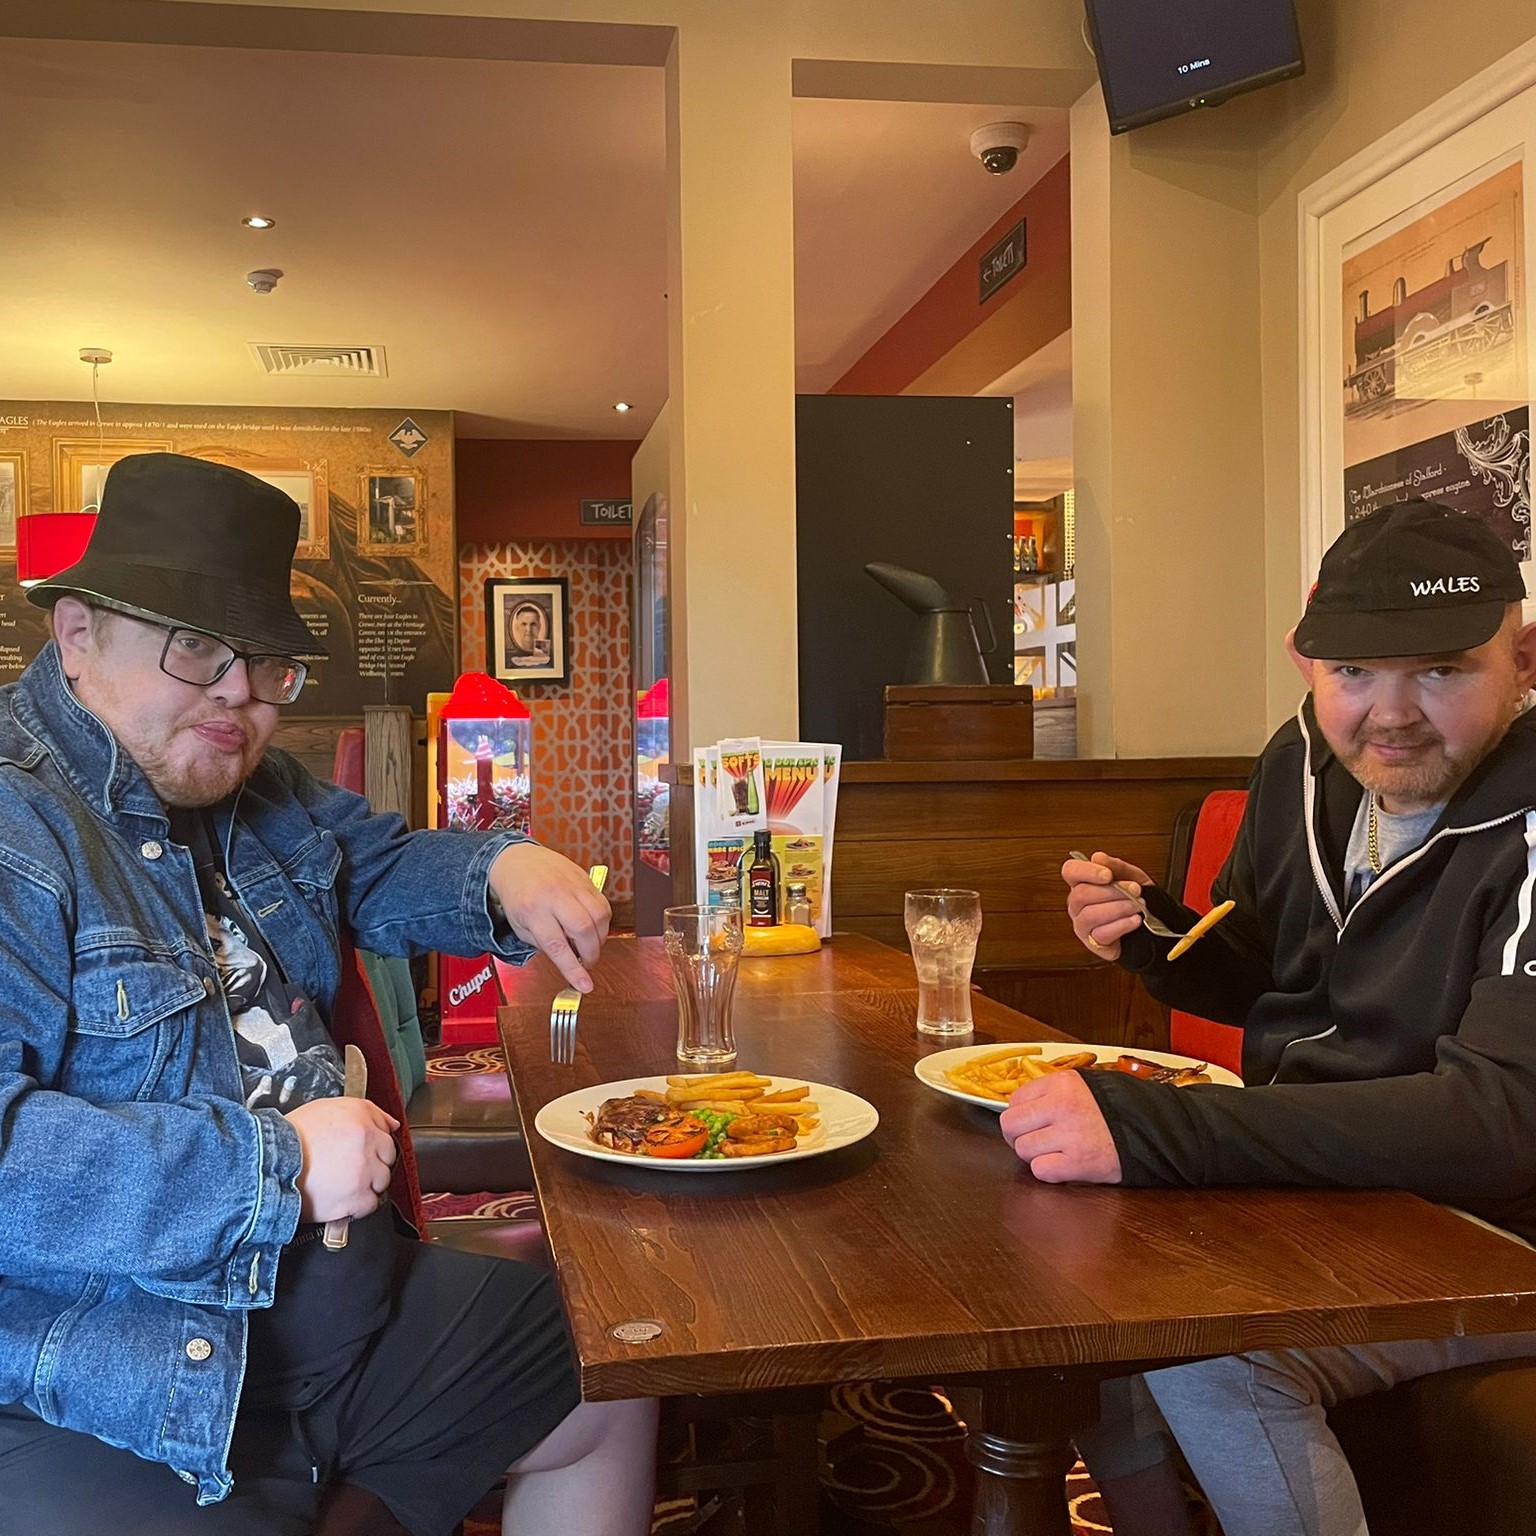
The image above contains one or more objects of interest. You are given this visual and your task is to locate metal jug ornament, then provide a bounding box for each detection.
[864,562,998,686]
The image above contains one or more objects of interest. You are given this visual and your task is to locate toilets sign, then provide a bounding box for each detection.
[580,498,633,527]
[979,218,1028,303]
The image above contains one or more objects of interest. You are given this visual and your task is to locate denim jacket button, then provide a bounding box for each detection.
[140,841,164,861]
[186,1337,213,1362]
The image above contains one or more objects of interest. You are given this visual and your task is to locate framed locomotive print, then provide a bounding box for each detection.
[1300,45,1536,609]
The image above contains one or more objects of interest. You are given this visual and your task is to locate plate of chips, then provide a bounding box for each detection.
[915,1041,1243,1111]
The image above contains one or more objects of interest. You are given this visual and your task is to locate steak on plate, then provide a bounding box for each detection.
[588,1095,673,1152]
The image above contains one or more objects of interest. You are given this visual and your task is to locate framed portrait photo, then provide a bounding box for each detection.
[0,451,27,551]
[487,576,570,685]
[359,469,425,556]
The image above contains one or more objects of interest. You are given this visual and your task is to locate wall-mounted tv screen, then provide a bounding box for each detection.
[1085,0,1304,135]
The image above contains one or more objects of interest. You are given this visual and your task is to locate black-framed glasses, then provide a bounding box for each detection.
[117,613,309,705]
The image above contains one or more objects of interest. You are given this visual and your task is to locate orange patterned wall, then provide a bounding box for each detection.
[459,541,635,904]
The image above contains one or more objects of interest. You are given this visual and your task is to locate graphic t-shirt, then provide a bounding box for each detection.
[174,811,346,1113]
[171,808,394,1408]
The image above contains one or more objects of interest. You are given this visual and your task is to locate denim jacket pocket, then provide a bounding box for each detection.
[289,830,342,933]
[68,955,208,1102]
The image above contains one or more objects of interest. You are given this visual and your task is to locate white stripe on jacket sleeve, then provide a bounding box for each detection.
[1500,810,1536,976]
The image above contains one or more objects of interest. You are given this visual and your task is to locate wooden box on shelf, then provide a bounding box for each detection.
[883,684,1034,761]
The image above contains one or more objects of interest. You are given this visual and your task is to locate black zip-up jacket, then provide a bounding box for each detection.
[1083,696,1536,1242]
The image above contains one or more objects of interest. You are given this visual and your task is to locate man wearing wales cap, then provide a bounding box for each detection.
[1029,500,1536,1536]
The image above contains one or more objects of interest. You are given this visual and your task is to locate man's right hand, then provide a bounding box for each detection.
[285,1097,399,1225]
[1063,851,1155,962]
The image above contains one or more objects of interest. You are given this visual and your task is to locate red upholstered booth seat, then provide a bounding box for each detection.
[1167,789,1247,1077]
[332,726,366,796]
[328,729,532,1198]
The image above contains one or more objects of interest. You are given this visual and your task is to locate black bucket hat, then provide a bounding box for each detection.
[27,452,327,659]
[1294,498,1526,660]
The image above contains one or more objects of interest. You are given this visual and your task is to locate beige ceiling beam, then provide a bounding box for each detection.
[0,0,672,65]
[791,59,1094,109]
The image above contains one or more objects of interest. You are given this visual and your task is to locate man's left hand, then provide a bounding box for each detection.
[488,844,611,993]
[999,1070,1123,1184]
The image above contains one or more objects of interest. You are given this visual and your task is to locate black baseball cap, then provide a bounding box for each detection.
[1293,498,1526,660]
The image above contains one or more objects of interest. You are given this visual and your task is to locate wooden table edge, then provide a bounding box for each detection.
[568,1291,1536,1401]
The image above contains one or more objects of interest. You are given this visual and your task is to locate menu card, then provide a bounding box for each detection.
[691,737,842,936]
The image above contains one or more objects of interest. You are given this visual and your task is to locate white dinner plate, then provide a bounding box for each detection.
[915,1042,1243,1112]
[533,1076,880,1172]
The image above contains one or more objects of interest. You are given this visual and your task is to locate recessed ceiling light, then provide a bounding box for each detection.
[242,215,277,230]
[613,401,633,413]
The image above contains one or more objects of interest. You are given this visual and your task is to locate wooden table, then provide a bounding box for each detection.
[494,929,921,1007]
[500,936,1536,1535]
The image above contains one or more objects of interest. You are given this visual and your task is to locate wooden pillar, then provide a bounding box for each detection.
[364,705,414,823]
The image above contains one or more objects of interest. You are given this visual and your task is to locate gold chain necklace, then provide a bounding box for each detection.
[1367,794,1383,874]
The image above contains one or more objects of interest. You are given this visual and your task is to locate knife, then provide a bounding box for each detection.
[322,1044,369,1252]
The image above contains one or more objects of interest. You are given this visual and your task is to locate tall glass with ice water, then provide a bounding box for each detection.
[904,888,982,1037]
[663,904,744,1067]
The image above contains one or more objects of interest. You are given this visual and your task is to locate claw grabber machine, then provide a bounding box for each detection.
[433,672,533,1044]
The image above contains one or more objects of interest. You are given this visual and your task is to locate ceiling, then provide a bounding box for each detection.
[0,35,1070,440]
[792,99,1068,393]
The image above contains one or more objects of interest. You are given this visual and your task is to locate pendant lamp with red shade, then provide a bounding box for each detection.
[16,348,109,587]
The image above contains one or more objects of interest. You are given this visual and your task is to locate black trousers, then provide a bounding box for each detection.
[0,1234,580,1536]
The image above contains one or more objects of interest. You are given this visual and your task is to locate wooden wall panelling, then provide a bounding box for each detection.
[273,714,429,827]
[833,757,1249,1047]
[973,964,1172,1053]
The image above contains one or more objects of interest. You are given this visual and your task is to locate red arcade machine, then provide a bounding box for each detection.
[435,672,532,1044]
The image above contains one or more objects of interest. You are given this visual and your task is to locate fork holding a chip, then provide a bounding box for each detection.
[1065,849,1235,962]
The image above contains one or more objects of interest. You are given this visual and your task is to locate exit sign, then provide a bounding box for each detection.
[580,498,633,526]
[979,219,1028,303]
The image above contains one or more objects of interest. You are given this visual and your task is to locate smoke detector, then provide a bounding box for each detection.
[246,268,283,294]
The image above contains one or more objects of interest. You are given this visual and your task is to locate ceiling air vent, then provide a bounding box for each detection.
[250,343,388,378]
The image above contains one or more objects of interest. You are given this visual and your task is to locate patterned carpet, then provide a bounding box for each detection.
[424,1047,1195,1535]
[461,1384,1137,1536]
[419,1043,537,1225]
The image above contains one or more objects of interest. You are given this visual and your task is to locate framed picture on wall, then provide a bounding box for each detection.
[359,469,425,556]
[52,438,175,514]
[256,466,329,561]
[487,576,570,685]
[1300,44,1536,610]
[204,460,330,561]
[0,451,26,550]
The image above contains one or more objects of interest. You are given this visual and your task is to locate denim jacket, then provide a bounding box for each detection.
[0,645,533,1502]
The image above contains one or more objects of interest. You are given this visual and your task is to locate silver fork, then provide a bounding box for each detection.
[549,864,610,1064]
[1066,850,1184,940]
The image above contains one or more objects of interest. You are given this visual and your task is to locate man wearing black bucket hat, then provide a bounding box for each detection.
[0,454,655,1533]
[1016,500,1536,1536]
